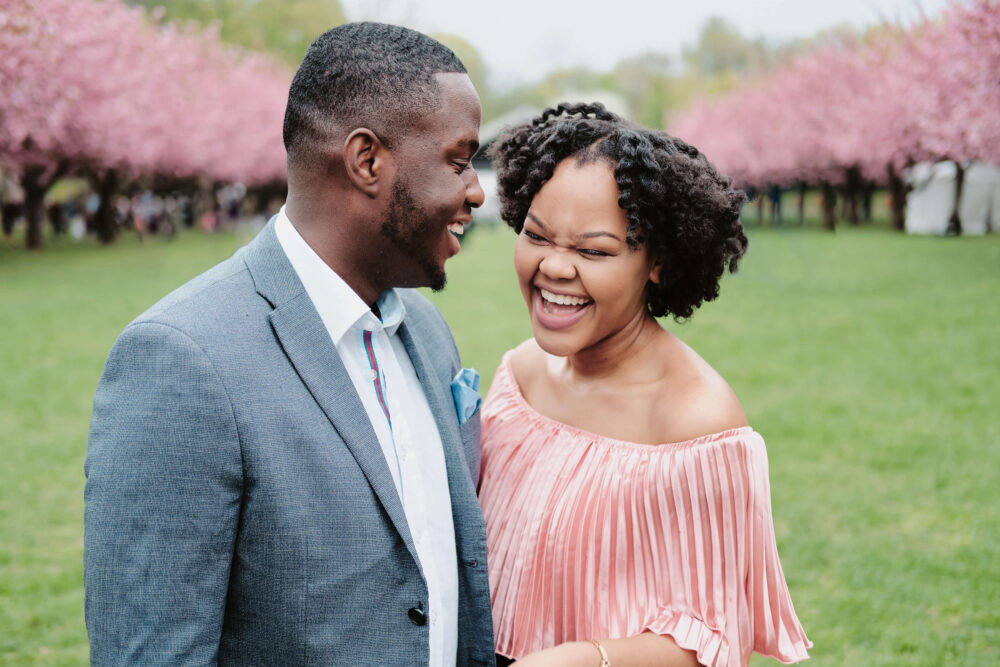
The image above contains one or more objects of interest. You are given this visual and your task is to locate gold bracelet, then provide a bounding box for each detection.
[589,639,612,667]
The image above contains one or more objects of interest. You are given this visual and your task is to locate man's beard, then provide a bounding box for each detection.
[381,179,447,291]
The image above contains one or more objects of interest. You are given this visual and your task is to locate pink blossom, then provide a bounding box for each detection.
[0,0,292,185]
[670,0,1000,188]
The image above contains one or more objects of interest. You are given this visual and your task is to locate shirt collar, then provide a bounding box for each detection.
[375,288,405,336]
[274,206,406,343]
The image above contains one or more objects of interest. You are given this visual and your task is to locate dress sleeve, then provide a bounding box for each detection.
[744,435,812,664]
[641,431,811,666]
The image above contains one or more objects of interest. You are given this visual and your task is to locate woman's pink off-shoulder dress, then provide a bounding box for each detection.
[479,354,812,666]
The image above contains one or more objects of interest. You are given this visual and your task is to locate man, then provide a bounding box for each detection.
[84,23,494,665]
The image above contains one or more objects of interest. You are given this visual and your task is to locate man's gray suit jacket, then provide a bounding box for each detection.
[84,220,496,666]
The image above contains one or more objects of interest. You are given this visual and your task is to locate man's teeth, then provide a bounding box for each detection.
[540,288,590,306]
[448,222,465,236]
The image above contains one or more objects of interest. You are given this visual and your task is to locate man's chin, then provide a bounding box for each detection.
[426,269,447,292]
[391,263,446,292]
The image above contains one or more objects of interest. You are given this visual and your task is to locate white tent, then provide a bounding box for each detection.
[905,161,1000,235]
[960,163,1000,235]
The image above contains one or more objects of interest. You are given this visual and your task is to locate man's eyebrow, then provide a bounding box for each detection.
[457,138,480,155]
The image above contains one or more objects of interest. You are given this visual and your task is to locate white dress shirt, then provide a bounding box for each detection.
[275,208,458,666]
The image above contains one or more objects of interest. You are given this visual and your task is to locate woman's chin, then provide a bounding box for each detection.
[530,326,585,358]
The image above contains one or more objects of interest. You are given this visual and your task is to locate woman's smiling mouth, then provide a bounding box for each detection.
[534,287,592,330]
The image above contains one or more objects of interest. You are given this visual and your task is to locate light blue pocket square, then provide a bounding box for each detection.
[451,368,482,425]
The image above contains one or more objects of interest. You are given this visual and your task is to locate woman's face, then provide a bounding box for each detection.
[513,159,659,357]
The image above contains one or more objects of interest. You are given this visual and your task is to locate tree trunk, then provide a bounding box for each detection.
[92,169,119,244]
[756,192,764,225]
[20,162,68,249]
[843,166,862,225]
[820,181,837,231]
[860,181,874,223]
[0,173,8,236]
[946,161,965,236]
[2,201,17,236]
[797,182,806,226]
[887,163,907,231]
[22,166,48,250]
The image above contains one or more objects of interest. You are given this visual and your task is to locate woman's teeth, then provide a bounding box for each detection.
[540,288,591,307]
[448,222,465,236]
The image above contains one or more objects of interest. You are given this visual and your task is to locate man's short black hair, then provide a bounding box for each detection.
[283,22,467,168]
[489,102,748,321]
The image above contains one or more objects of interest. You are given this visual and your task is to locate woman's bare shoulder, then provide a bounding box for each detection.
[653,335,748,443]
[509,338,545,390]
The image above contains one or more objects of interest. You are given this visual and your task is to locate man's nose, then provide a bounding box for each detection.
[465,168,485,209]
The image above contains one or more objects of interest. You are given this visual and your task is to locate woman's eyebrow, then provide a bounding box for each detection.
[527,211,622,242]
[576,230,622,241]
[525,211,549,230]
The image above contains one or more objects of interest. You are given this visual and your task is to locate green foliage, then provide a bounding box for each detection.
[682,16,775,77]
[529,66,617,101]
[2,215,998,665]
[613,53,673,128]
[481,15,799,126]
[432,33,489,101]
[127,0,346,65]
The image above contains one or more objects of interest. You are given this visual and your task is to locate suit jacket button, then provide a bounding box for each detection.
[408,605,427,626]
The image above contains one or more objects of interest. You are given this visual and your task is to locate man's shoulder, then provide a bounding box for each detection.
[129,249,257,338]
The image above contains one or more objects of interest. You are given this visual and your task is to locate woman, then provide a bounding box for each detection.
[479,103,811,667]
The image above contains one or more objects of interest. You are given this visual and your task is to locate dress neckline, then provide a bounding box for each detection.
[498,352,755,452]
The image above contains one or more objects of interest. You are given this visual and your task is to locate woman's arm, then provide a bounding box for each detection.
[511,632,700,667]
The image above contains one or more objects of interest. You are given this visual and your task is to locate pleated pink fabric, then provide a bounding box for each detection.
[479,354,812,666]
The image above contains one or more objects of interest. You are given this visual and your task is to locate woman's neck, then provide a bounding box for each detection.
[559,311,666,382]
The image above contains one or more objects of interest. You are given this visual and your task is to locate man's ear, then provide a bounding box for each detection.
[343,128,389,198]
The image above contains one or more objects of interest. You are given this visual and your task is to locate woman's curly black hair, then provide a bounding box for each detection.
[487,102,748,320]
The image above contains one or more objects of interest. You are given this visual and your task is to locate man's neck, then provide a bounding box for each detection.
[284,195,386,306]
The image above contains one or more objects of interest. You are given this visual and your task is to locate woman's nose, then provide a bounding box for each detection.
[538,248,576,280]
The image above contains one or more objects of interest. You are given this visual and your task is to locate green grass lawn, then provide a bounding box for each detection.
[1,220,998,665]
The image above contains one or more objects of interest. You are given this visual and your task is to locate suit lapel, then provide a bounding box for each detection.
[397,320,482,538]
[244,221,418,564]
[398,317,491,658]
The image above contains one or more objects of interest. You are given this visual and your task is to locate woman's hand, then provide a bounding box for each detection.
[510,633,700,667]
[513,641,604,667]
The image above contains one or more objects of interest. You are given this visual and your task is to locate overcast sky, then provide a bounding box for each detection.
[341,0,952,87]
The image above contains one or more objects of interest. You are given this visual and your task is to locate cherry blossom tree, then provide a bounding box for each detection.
[0,0,291,248]
[670,0,1000,232]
